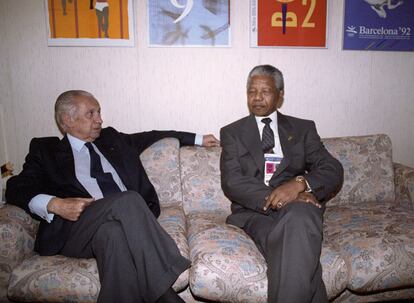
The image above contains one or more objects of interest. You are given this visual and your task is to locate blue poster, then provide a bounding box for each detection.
[343,0,414,51]
[148,0,230,47]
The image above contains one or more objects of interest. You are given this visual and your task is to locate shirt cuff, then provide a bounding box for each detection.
[29,194,55,223]
[195,134,203,146]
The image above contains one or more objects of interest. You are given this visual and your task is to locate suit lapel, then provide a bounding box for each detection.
[271,111,297,178]
[240,114,266,175]
[56,136,89,195]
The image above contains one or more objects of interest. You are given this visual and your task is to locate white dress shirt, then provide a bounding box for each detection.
[255,111,284,158]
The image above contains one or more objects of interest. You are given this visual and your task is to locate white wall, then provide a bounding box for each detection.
[0,0,413,171]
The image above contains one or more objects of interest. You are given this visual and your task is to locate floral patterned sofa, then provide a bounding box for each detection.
[179,134,414,303]
[1,134,414,303]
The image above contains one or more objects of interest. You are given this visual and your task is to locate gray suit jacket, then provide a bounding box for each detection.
[220,111,343,228]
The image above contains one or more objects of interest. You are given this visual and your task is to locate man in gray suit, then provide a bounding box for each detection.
[220,65,343,303]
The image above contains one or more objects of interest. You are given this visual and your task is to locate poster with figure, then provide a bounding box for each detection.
[343,0,414,51]
[45,0,134,46]
[250,0,327,47]
[148,0,230,47]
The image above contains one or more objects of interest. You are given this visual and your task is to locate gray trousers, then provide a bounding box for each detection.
[243,202,328,303]
[60,191,190,303]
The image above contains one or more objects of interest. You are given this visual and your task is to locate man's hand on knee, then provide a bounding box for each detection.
[264,178,321,211]
[47,197,95,221]
[297,192,322,209]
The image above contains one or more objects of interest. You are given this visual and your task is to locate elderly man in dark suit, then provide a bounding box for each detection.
[6,90,219,303]
[220,65,343,303]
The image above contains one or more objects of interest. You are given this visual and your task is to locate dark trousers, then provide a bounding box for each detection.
[60,191,190,303]
[243,202,328,303]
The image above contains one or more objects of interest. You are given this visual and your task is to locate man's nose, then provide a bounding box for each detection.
[95,115,103,124]
[254,91,264,100]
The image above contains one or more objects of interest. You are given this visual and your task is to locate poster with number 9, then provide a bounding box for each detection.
[250,0,327,47]
[148,0,231,47]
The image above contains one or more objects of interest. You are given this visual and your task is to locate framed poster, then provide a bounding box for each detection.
[343,0,414,51]
[45,0,134,46]
[250,0,327,47]
[148,0,230,47]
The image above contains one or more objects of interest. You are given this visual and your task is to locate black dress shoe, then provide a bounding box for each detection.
[155,287,184,303]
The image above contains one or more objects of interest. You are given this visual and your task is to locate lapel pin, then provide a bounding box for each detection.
[288,136,293,141]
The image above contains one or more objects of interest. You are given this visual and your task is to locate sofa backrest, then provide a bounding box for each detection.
[179,134,396,214]
[140,138,183,208]
[322,134,395,206]
[180,146,231,216]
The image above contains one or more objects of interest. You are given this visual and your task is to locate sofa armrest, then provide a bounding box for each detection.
[158,205,189,292]
[394,162,414,209]
[0,204,38,301]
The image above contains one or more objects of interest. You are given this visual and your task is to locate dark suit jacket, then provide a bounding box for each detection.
[220,112,343,228]
[6,127,195,255]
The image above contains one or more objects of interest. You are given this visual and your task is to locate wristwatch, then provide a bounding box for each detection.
[295,175,312,193]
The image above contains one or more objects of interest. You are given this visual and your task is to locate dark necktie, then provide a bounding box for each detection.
[261,118,275,153]
[85,142,121,197]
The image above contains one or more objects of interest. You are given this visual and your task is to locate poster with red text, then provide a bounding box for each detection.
[250,0,327,47]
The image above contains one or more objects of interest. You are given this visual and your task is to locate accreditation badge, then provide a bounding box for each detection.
[264,154,282,186]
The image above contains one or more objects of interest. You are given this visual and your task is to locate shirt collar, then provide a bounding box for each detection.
[67,133,88,152]
[255,111,278,125]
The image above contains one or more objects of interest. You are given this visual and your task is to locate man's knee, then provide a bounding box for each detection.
[94,221,125,248]
[278,202,323,233]
[110,191,148,212]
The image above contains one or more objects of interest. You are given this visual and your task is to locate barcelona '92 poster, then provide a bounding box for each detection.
[250,0,327,47]
[148,0,230,47]
[343,0,414,51]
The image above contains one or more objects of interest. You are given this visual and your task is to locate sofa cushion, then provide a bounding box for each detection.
[187,222,348,302]
[322,134,395,206]
[320,245,349,299]
[187,212,228,237]
[324,202,414,293]
[8,255,100,302]
[188,224,267,302]
[140,138,183,208]
[180,146,230,216]
[7,205,189,302]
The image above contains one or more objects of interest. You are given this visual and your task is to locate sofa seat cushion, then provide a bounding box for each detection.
[187,222,348,302]
[187,212,228,236]
[188,223,267,302]
[324,202,414,293]
[320,245,349,299]
[8,255,100,303]
[8,205,189,302]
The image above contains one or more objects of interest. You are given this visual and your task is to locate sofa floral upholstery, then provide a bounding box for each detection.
[0,202,38,303]
[1,134,413,303]
[178,134,414,303]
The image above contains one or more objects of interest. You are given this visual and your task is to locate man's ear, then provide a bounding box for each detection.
[61,113,73,131]
[277,90,284,108]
